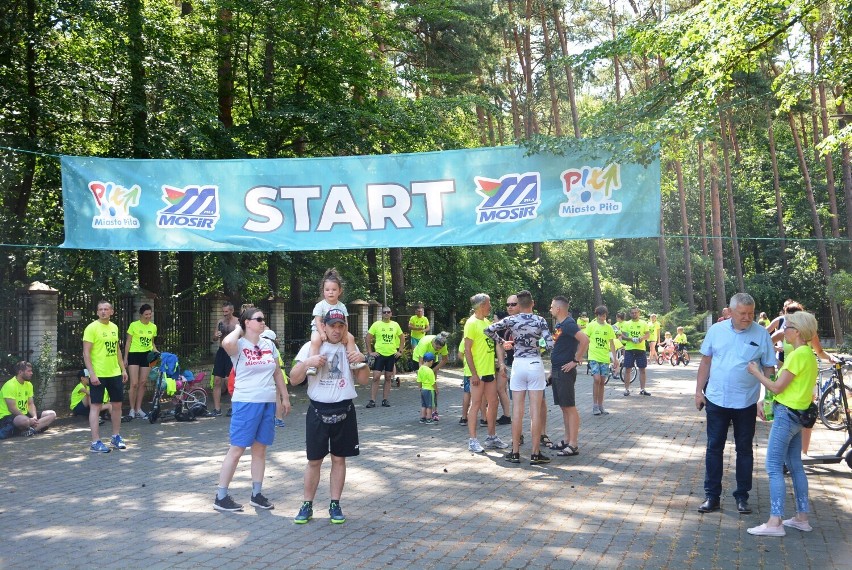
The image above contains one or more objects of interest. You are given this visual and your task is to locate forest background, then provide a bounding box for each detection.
[2,0,852,358]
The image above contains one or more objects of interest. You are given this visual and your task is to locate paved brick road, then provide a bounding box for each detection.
[1,363,850,569]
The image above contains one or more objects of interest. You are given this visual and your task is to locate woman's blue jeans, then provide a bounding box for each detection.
[765,402,809,517]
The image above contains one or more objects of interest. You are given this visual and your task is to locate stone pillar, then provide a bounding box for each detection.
[22,282,59,409]
[348,299,369,348]
[132,289,156,318]
[368,300,382,328]
[428,307,436,335]
[269,297,287,343]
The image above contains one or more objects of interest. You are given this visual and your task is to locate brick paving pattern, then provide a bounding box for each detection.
[1,363,850,569]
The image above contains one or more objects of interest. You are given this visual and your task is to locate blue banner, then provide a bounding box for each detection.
[60,145,660,251]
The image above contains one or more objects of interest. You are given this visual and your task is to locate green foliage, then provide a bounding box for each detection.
[32,332,58,410]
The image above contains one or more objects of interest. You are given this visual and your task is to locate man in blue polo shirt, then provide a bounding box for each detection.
[695,293,776,515]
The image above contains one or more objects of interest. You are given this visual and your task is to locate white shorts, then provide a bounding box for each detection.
[509,357,546,391]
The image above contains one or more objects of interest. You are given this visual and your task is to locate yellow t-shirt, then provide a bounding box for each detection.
[576,317,589,331]
[417,365,436,391]
[674,333,688,345]
[127,320,157,353]
[620,319,649,351]
[586,320,616,363]
[408,315,429,340]
[83,320,122,377]
[0,378,32,419]
[776,345,818,410]
[459,341,470,376]
[650,321,661,343]
[70,381,109,409]
[368,320,404,356]
[463,316,495,377]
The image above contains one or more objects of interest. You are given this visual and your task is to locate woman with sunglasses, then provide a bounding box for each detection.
[213,307,290,512]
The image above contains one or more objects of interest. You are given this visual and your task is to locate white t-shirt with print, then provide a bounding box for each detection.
[231,337,280,403]
[311,300,348,332]
[295,341,358,403]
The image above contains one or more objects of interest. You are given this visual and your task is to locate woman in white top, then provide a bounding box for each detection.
[213,307,290,512]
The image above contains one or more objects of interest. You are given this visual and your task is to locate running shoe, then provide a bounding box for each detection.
[274,418,286,428]
[365,400,376,408]
[213,495,244,512]
[419,417,427,424]
[90,440,110,453]
[485,435,508,449]
[329,501,346,524]
[468,438,485,453]
[24,427,36,437]
[250,493,274,510]
[381,399,391,407]
[458,417,468,425]
[135,410,149,419]
[110,435,127,450]
[496,415,512,425]
[294,501,313,524]
[640,389,651,396]
[593,405,601,416]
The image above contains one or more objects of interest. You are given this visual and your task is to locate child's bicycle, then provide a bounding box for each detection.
[656,343,675,365]
[603,348,637,385]
[147,352,208,423]
[670,343,690,366]
[818,357,852,431]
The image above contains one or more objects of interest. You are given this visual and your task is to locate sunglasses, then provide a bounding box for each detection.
[506,302,518,307]
[382,310,392,314]
[249,317,265,323]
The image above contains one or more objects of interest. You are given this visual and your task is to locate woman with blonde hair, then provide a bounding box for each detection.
[746,311,819,536]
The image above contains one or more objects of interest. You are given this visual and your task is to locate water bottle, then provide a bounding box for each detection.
[763,374,776,421]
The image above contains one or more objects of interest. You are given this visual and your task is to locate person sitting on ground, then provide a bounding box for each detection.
[0,361,57,438]
[417,352,437,424]
[70,369,108,426]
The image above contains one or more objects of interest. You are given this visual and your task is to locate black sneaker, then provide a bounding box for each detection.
[531,453,552,465]
[419,417,427,424]
[365,400,376,408]
[640,389,651,396]
[226,408,233,416]
[381,399,391,407]
[250,493,274,510]
[497,415,512,425]
[458,417,468,425]
[503,451,520,463]
[213,495,244,512]
[479,419,488,427]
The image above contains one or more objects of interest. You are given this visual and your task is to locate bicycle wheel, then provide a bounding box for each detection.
[187,388,208,408]
[628,366,638,384]
[149,381,164,424]
[682,352,690,366]
[656,354,665,365]
[671,354,678,367]
[819,381,848,431]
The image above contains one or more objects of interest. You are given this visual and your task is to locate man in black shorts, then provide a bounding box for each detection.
[548,296,589,457]
[365,307,404,408]
[210,301,238,416]
[290,309,370,524]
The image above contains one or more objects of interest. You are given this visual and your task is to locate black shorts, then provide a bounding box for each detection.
[305,399,360,460]
[72,402,90,416]
[372,353,397,372]
[127,351,150,367]
[90,375,123,404]
[551,367,577,407]
[623,349,648,369]
[213,346,233,378]
[479,374,495,383]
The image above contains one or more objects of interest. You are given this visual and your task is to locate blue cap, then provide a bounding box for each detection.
[423,352,435,361]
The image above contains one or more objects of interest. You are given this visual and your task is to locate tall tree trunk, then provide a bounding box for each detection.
[658,209,671,312]
[767,115,788,272]
[389,247,405,312]
[719,111,745,292]
[177,252,194,295]
[818,80,840,238]
[698,142,713,311]
[366,249,379,300]
[267,254,279,297]
[837,93,852,263]
[787,112,844,343]
[540,6,561,136]
[674,160,695,313]
[217,7,234,129]
[587,240,603,307]
[709,143,727,312]
[288,252,304,309]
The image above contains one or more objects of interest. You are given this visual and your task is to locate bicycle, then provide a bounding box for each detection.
[670,343,690,366]
[818,357,851,431]
[603,348,637,385]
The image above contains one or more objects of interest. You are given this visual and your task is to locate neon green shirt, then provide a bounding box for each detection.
[417,365,436,391]
[83,320,122,377]
[412,335,449,362]
[70,381,108,408]
[586,320,616,363]
[650,321,661,343]
[620,319,649,351]
[775,345,818,410]
[408,315,429,340]
[459,341,470,376]
[576,317,589,331]
[0,378,32,419]
[464,315,495,377]
[674,333,688,345]
[368,320,404,356]
[127,320,157,353]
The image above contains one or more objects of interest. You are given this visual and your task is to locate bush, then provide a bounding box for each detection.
[32,332,58,410]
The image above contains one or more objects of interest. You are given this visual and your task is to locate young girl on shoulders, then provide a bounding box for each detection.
[306,268,364,376]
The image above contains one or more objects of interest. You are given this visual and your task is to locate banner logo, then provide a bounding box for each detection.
[474,172,540,224]
[157,185,219,230]
[89,181,141,229]
[559,164,623,217]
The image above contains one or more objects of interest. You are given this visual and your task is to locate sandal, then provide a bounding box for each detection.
[556,444,579,456]
[540,434,553,448]
[550,440,570,451]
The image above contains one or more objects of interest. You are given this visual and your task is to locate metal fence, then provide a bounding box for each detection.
[0,291,31,371]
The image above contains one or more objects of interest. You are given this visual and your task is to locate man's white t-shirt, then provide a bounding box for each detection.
[296,341,359,403]
[231,337,279,403]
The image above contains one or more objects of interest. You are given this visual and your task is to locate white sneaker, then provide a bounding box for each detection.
[468,438,484,453]
[599,406,609,415]
[136,410,148,419]
[592,405,601,416]
[306,366,318,376]
[485,435,509,449]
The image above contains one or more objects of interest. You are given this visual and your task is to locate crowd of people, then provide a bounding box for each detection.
[0,271,841,533]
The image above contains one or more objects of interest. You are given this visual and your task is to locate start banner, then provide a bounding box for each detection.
[60,145,660,251]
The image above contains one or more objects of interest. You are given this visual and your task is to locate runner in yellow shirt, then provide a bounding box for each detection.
[366,307,404,408]
[123,303,158,419]
[408,305,430,348]
[0,361,56,438]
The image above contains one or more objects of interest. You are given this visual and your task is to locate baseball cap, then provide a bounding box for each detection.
[423,352,435,361]
[260,329,277,341]
[324,309,347,325]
